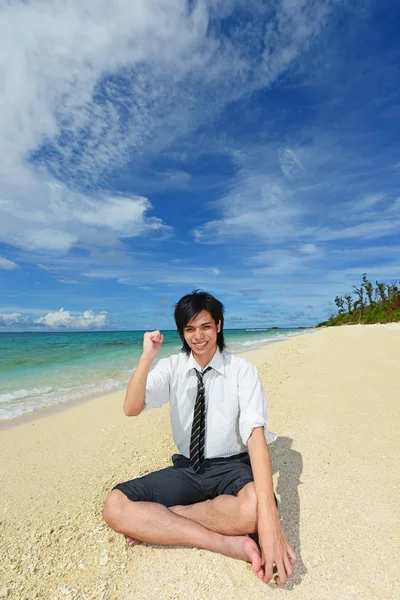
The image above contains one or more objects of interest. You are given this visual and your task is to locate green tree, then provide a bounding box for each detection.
[344,294,353,314]
[375,281,386,303]
[353,285,365,310]
[362,273,374,306]
[386,283,399,300]
[317,275,400,327]
[335,295,345,313]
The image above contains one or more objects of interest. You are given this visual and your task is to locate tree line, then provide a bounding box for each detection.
[318,273,400,326]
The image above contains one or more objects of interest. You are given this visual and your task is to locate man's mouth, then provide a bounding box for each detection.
[193,342,207,348]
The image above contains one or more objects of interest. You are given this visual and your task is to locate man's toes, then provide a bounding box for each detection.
[243,538,262,573]
[125,536,139,547]
[256,567,264,580]
[251,550,262,574]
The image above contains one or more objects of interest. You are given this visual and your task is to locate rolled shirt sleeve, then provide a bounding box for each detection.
[143,357,171,411]
[238,361,277,446]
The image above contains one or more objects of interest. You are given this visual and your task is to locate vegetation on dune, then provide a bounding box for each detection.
[317,273,400,327]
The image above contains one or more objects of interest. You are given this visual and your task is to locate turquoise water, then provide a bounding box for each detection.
[0,328,309,420]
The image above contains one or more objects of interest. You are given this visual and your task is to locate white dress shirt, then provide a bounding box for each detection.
[144,349,277,459]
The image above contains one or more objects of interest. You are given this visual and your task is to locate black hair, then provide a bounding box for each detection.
[174,289,225,355]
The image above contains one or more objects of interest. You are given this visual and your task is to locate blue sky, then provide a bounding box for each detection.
[0,0,399,331]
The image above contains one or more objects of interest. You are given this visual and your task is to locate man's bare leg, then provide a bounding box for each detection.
[126,481,257,544]
[171,483,257,535]
[103,489,264,579]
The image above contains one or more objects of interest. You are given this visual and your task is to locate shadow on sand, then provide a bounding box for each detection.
[270,436,307,589]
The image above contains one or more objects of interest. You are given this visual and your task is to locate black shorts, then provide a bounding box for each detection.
[113,452,254,507]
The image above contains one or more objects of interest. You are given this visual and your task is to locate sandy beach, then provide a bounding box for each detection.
[1,324,399,600]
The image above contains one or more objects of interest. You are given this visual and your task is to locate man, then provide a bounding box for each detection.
[103,290,296,585]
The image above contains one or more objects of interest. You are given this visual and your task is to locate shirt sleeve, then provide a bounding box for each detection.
[143,357,171,411]
[238,360,276,446]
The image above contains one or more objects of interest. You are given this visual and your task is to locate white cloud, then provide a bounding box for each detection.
[36,308,108,329]
[23,229,78,253]
[300,243,318,255]
[0,257,18,270]
[316,217,400,242]
[76,195,167,237]
[330,244,400,259]
[37,264,57,272]
[260,0,333,82]
[352,193,386,211]
[250,249,308,275]
[0,174,169,252]
[0,313,34,327]
[0,0,339,257]
[194,134,400,247]
[279,148,305,180]
[194,171,305,243]
[0,307,108,329]
[162,171,192,187]
[58,279,79,284]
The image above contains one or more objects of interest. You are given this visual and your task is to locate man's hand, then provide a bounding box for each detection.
[123,330,164,416]
[258,519,296,585]
[143,330,164,361]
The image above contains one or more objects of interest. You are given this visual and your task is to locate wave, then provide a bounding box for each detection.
[228,329,313,352]
[0,386,53,404]
[235,334,288,346]
[0,376,129,421]
[244,328,273,332]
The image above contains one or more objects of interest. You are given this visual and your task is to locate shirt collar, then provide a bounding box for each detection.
[184,349,225,375]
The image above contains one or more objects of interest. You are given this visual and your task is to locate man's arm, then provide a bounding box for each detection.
[247,427,296,586]
[123,330,164,416]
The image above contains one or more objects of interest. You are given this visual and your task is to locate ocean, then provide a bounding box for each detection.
[0,328,310,421]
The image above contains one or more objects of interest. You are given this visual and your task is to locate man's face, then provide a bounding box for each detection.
[183,310,221,364]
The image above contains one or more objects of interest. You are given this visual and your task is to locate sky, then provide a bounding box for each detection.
[0,0,399,331]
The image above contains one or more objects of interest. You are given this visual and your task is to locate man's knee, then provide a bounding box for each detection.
[103,489,129,532]
[238,482,257,532]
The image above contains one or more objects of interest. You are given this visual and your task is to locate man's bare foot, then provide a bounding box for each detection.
[222,535,264,580]
[125,536,140,547]
[125,533,263,578]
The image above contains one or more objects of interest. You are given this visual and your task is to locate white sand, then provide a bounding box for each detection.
[1,325,399,599]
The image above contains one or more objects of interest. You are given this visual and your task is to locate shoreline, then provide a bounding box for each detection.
[0,387,124,431]
[0,327,314,431]
[1,323,399,599]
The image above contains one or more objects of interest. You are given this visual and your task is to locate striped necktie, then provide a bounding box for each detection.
[189,366,212,473]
